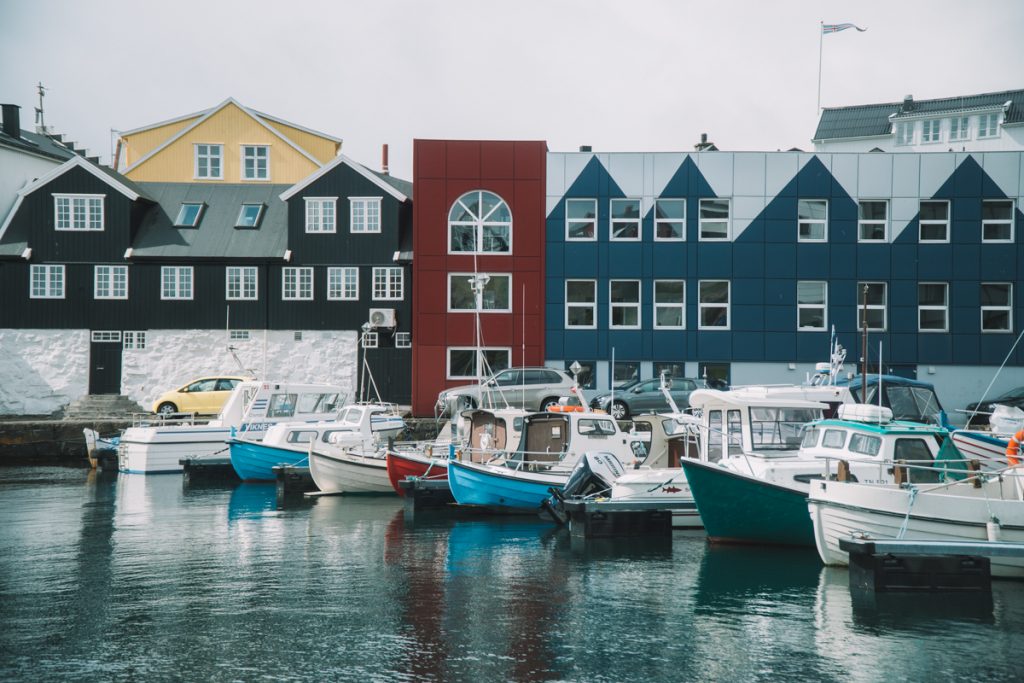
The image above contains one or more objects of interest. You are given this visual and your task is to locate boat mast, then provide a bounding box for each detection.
[860,283,868,402]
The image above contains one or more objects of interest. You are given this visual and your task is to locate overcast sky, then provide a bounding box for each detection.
[2,0,1023,180]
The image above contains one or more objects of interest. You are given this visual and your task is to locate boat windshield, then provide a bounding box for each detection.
[341,407,363,424]
[749,407,819,451]
[886,386,941,422]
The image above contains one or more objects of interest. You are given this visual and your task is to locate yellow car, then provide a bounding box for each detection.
[152,376,252,416]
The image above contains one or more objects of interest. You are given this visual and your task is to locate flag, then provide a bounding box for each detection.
[823,22,866,34]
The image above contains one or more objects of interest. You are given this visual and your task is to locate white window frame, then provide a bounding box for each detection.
[395,332,412,349]
[229,330,251,341]
[361,331,379,348]
[949,116,970,141]
[857,200,888,242]
[350,197,382,234]
[54,194,104,231]
[918,282,949,333]
[609,279,641,329]
[698,280,730,330]
[94,265,128,300]
[610,198,642,241]
[981,199,1015,243]
[981,282,1013,333]
[327,266,358,301]
[857,282,887,332]
[304,197,337,233]
[698,198,730,241]
[372,267,403,301]
[653,279,685,329]
[921,119,942,144]
[919,200,950,243]
[226,266,258,301]
[565,279,597,329]
[797,281,827,331]
[798,199,828,242]
[194,143,223,180]
[654,198,685,241]
[241,144,270,180]
[236,203,265,228]
[91,331,122,343]
[174,202,205,227]
[448,190,512,254]
[565,198,598,241]
[30,264,65,299]
[446,347,512,380]
[447,273,512,313]
[282,267,314,301]
[978,113,1000,139]
[161,266,193,300]
[894,121,914,146]
[123,331,146,349]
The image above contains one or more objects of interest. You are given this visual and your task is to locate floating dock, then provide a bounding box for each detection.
[274,464,317,496]
[560,499,674,538]
[398,477,455,513]
[181,456,237,484]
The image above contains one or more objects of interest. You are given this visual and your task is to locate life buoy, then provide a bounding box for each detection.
[547,405,584,413]
[1007,428,1024,466]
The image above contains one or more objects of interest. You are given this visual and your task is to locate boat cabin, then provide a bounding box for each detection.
[842,375,945,424]
[506,411,646,468]
[458,408,527,462]
[630,413,702,468]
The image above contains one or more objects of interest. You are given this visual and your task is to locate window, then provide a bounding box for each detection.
[282,267,313,300]
[372,267,403,300]
[448,190,511,253]
[797,281,827,331]
[449,273,511,312]
[327,267,358,300]
[654,280,685,329]
[857,282,887,331]
[241,145,269,180]
[653,362,687,381]
[395,332,411,348]
[610,280,640,328]
[229,330,250,341]
[894,122,914,146]
[919,283,948,332]
[655,199,685,240]
[612,362,639,387]
[195,144,223,179]
[981,283,1012,332]
[226,266,258,301]
[123,331,146,349]
[566,198,597,240]
[921,119,941,143]
[858,200,888,241]
[447,347,511,379]
[849,433,882,457]
[294,331,303,341]
[362,331,378,348]
[699,198,730,240]
[610,199,641,240]
[54,194,103,231]
[236,203,264,228]
[698,280,730,329]
[350,197,382,233]
[822,429,847,449]
[978,113,1000,138]
[305,198,337,233]
[91,331,121,342]
[798,199,827,241]
[919,200,950,242]
[949,116,969,141]
[565,280,597,328]
[161,266,193,300]
[749,407,819,450]
[174,203,204,227]
[982,200,1014,242]
[94,265,128,300]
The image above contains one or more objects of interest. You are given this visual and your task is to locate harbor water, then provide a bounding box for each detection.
[1,466,1022,682]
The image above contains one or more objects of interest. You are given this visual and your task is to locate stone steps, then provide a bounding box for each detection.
[62,394,147,420]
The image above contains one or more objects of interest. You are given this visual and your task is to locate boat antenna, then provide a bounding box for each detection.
[860,284,868,402]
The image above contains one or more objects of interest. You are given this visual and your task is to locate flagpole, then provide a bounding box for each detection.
[817,20,823,114]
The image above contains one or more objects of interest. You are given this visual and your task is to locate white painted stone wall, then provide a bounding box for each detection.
[0,329,89,415]
[121,329,359,410]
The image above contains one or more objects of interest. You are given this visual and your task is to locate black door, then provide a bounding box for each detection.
[89,333,123,395]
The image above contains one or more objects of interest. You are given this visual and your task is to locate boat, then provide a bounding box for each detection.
[117,381,344,473]
[680,391,949,547]
[83,428,120,469]
[949,405,1023,469]
[229,403,404,481]
[306,403,410,494]
[808,465,1024,578]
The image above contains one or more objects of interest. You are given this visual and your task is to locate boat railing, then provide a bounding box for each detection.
[821,455,1024,497]
[129,412,200,428]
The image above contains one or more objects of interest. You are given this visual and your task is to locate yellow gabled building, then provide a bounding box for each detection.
[115,98,341,183]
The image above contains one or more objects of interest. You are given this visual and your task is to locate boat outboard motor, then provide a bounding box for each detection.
[543,451,626,525]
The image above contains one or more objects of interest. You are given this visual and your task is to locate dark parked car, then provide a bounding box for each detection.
[965,385,1024,427]
[590,377,700,420]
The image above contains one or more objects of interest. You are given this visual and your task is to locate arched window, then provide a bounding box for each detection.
[448,190,512,254]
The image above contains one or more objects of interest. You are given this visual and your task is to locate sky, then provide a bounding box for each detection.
[2,0,1023,180]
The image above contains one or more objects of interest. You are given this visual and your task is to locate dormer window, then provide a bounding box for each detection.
[242,145,269,180]
[236,203,265,228]
[978,113,1000,138]
[894,122,914,146]
[195,144,223,179]
[921,119,941,143]
[54,194,104,231]
[949,116,969,141]
[174,203,205,227]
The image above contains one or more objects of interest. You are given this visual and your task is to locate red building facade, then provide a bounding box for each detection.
[411,140,547,416]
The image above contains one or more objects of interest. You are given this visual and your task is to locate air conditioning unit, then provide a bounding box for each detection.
[368,308,397,328]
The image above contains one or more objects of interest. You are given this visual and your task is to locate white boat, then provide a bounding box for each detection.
[808,467,1024,578]
[307,403,407,494]
[950,405,1023,469]
[118,381,345,473]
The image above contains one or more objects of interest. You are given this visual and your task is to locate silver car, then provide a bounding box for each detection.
[436,367,578,415]
[590,377,700,420]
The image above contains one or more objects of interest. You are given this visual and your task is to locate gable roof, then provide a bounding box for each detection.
[814,88,1024,141]
[279,154,410,202]
[0,128,78,162]
[121,98,327,174]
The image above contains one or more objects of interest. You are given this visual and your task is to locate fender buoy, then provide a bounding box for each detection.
[1006,428,1024,466]
[547,405,584,413]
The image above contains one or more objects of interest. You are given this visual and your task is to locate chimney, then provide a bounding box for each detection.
[902,94,914,112]
[579,145,592,152]
[1,104,21,139]
[382,143,389,175]
[694,133,717,151]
